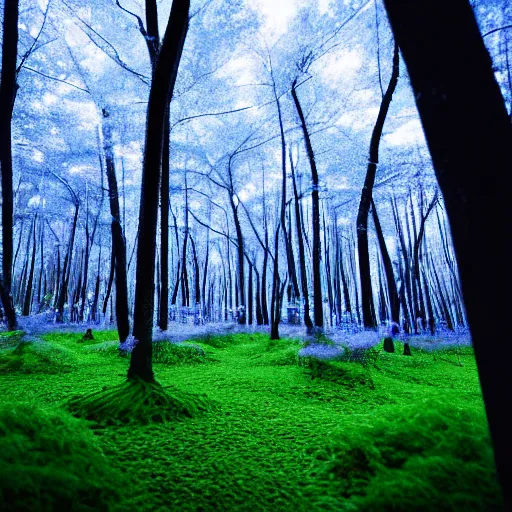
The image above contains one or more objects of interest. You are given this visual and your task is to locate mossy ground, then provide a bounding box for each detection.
[0,329,501,511]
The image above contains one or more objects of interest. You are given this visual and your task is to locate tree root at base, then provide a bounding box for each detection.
[67,377,217,426]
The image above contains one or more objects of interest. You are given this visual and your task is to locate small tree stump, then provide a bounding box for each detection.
[81,329,94,342]
[403,342,412,356]
[383,337,395,353]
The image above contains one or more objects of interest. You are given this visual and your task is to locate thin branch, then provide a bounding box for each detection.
[115,0,147,38]
[483,24,512,38]
[188,209,239,247]
[17,0,52,73]
[62,0,150,85]
[22,66,89,92]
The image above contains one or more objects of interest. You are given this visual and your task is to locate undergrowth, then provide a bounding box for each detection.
[67,377,217,426]
[0,329,498,511]
[0,338,77,374]
[299,357,375,389]
[305,399,502,511]
[152,341,210,365]
[0,403,125,511]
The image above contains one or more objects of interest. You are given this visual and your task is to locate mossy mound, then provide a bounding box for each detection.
[42,330,120,346]
[299,356,375,389]
[0,338,77,374]
[85,340,128,357]
[152,341,209,365]
[307,399,503,511]
[0,330,26,348]
[67,377,217,426]
[0,403,124,511]
[249,337,300,366]
[192,332,266,349]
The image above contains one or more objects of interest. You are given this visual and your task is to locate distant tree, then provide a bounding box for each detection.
[356,41,399,329]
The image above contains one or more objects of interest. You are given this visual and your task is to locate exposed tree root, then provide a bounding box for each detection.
[67,377,217,426]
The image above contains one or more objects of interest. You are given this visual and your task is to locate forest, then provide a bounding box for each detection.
[0,0,511,510]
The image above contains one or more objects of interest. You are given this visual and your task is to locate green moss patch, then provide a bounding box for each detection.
[299,357,375,390]
[306,399,502,511]
[0,330,497,511]
[0,403,124,511]
[152,341,210,365]
[0,338,77,374]
[67,377,217,426]
[41,330,120,346]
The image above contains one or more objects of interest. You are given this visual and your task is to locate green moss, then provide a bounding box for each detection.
[84,340,128,357]
[0,330,498,511]
[0,330,26,348]
[152,341,210,365]
[307,399,502,511]
[299,357,375,389]
[67,377,217,426]
[0,338,77,374]
[0,403,124,511]
[41,330,120,346]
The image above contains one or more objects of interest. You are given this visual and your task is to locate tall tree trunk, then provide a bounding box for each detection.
[323,211,334,326]
[190,234,200,305]
[291,79,323,329]
[254,258,263,325]
[0,0,18,330]
[261,218,269,324]
[229,195,245,323]
[356,42,399,328]
[129,0,190,382]
[102,109,130,341]
[158,107,170,330]
[248,259,253,325]
[170,211,181,306]
[103,243,114,316]
[290,151,313,331]
[22,215,37,316]
[383,0,512,505]
[37,219,44,305]
[338,230,352,322]
[371,198,400,323]
[57,204,79,322]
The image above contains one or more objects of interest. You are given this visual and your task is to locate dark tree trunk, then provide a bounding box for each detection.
[338,230,352,322]
[254,261,263,325]
[22,215,37,316]
[37,220,44,305]
[371,198,400,323]
[229,195,245,323]
[129,0,190,382]
[291,79,323,329]
[290,152,313,331]
[158,107,170,330]
[201,216,210,319]
[103,243,114,316]
[170,211,181,306]
[102,109,130,342]
[57,203,79,322]
[190,234,200,305]
[356,42,399,329]
[261,226,269,324]
[248,260,253,325]
[383,0,512,505]
[0,0,18,330]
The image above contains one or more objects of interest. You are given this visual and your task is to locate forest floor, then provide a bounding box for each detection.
[0,327,503,511]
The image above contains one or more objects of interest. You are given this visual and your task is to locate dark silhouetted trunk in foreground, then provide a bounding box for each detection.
[383,0,512,506]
